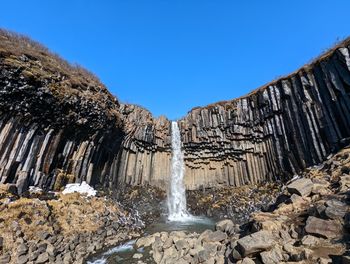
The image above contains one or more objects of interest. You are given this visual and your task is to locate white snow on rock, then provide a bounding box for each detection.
[62,181,97,197]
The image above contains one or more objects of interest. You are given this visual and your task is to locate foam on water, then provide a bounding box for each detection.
[86,240,136,264]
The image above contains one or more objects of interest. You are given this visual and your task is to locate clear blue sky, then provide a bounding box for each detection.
[1,1,350,120]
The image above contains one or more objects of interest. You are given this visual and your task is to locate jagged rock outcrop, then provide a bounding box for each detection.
[179,39,350,189]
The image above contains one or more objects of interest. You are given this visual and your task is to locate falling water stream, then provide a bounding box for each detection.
[167,121,194,221]
[86,121,214,264]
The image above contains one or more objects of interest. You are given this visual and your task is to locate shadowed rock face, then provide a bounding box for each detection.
[1,29,350,192]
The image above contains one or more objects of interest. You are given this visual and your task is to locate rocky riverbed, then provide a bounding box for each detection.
[0,187,143,264]
[1,146,350,263]
[112,147,350,264]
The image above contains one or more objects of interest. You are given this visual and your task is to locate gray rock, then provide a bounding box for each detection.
[36,252,49,263]
[324,199,347,219]
[305,216,342,239]
[136,236,156,248]
[63,252,73,264]
[17,254,29,264]
[198,249,210,263]
[301,235,321,247]
[17,243,28,256]
[206,230,227,243]
[287,178,313,197]
[46,243,57,257]
[0,254,11,264]
[216,219,235,235]
[29,250,40,261]
[174,239,189,251]
[237,230,277,256]
[237,257,255,264]
[38,231,50,241]
[260,247,284,264]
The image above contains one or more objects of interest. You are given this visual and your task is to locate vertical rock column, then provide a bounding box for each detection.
[179,43,350,190]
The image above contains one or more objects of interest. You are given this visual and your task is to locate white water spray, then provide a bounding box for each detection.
[167,121,193,222]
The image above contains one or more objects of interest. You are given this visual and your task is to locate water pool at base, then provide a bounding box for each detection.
[86,216,215,264]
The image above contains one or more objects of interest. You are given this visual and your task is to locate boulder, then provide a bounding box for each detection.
[260,247,284,264]
[17,243,28,256]
[324,199,347,220]
[237,257,255,264]
[174,239,189,251]
[206,231,227,243]
[136,235,156,248]
[215,219,235,235]
[0,254,11,264]
[301,235,322,247]
[17,254,28,264]
[287,178,313,197]
[237,230,277,256]
[305,216,342,239]
[36,252,49,264]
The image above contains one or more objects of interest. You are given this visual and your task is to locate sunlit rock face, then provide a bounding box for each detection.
[1,29,350,192]
[178,43,350,190]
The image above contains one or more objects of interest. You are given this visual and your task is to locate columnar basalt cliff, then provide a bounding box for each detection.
[117,104,171,188]
[179,40,350,190]
[0,30,172,193]
[0,30,126,193]
[1,29,350,192]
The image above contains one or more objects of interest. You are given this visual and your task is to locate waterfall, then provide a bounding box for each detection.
[167,121,193,221]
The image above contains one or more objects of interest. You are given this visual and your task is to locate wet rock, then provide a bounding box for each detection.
[287,178,313,197]
[133,253,143,259]
[305,216,342,239]
[237,230,277,256]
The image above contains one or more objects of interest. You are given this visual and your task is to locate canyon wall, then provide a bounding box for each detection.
[179,41,350,190]
[1,29,350,192]
[0,30,172,193]
[116,104,171,188]
[0,30,126,193]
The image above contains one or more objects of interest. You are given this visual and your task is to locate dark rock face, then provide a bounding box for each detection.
[0,30,126,193]
[179,42,350,189]
[116,104,171,189]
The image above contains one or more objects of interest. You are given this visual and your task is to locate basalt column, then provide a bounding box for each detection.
[179,42,350,190]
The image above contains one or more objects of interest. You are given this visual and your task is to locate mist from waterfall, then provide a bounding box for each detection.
[167,121,193,222]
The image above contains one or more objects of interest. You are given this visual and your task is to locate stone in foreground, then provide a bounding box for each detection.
[236,230,277,256]
[305,216,342,239]
[287,178,313,197]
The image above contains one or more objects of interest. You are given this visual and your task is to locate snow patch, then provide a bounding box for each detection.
[62,181,97,197]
